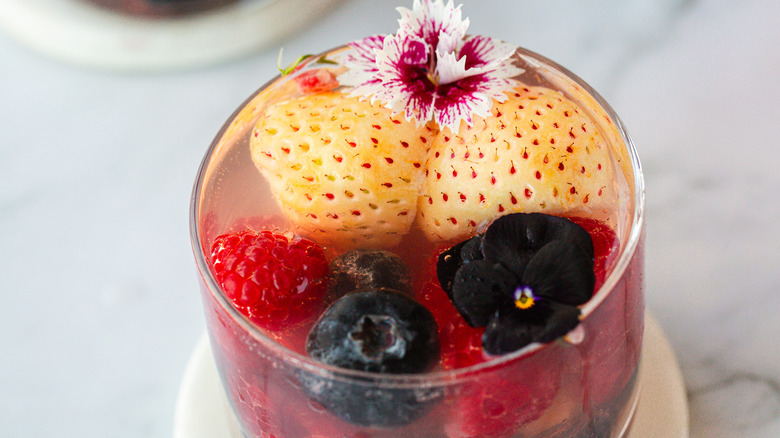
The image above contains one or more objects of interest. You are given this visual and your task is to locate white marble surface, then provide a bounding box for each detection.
[1,0,778,437]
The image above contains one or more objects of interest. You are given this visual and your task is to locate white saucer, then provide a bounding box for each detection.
[0,0,342,71]
[173,313,689,437]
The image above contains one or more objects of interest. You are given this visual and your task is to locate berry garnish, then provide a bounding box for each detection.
[446,350,561,437]
[302,289,441,426]
[306,289,439,373]
[327,249,413,301]
[250,90,435,250]
[437,213,595,355]
[210,230,329,331]
[417,85,618,242]
[294,68,339,94]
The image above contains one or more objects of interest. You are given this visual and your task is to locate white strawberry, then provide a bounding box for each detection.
[250,89,436,250]
[417,85,618,242]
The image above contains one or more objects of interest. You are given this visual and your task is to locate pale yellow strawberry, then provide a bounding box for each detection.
[417,84,618,241]
[250,90,436,250]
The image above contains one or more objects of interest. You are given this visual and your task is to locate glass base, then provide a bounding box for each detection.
[174,313,688,438]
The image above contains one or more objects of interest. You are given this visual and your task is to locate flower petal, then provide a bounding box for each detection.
[451,260,518,327]
[397,0,468,55]
[434,49,470,85]
[482,300,581,355]
[481,213,594,276]
[480,213,553,275]
[339,35,387,95]
[459,35,518,71]
[342,0,522,131]
[346,35,386,70]
[522,240,595,306]
[429,36,521,131]
[436,234,484,299]
[372,33,435,124]
[461,35,523,101]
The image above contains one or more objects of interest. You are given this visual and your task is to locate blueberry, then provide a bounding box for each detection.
[307,289,438,373]
[327,249,412,301]
[295,369,443,428]
[302,289,441,426]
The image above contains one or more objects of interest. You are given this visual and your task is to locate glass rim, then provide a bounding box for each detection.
[189,44,646,386]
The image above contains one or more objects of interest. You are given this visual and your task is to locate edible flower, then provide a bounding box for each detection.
[340,0,522,133]
[437,213,595,355]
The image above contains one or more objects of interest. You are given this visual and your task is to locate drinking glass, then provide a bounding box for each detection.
[190,44,645,438]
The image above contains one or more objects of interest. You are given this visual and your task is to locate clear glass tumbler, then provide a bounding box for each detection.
[190,45,645,438]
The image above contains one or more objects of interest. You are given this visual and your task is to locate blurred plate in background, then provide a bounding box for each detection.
[0,0,343,71]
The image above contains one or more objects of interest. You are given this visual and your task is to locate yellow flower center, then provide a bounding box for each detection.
[514,286,535,310]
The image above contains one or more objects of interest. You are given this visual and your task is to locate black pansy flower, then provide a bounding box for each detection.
[437,213,595,355]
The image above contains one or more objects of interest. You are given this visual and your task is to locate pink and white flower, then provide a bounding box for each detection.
[340,0,522,133]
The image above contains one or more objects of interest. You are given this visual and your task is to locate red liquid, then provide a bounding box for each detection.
[199,217,645,437]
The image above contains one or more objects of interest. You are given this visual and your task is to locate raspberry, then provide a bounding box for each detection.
[446,349,562,437]
[210,230,329,331]
[294,69,339,94]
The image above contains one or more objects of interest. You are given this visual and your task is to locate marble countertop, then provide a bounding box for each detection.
[1,0,778,437]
